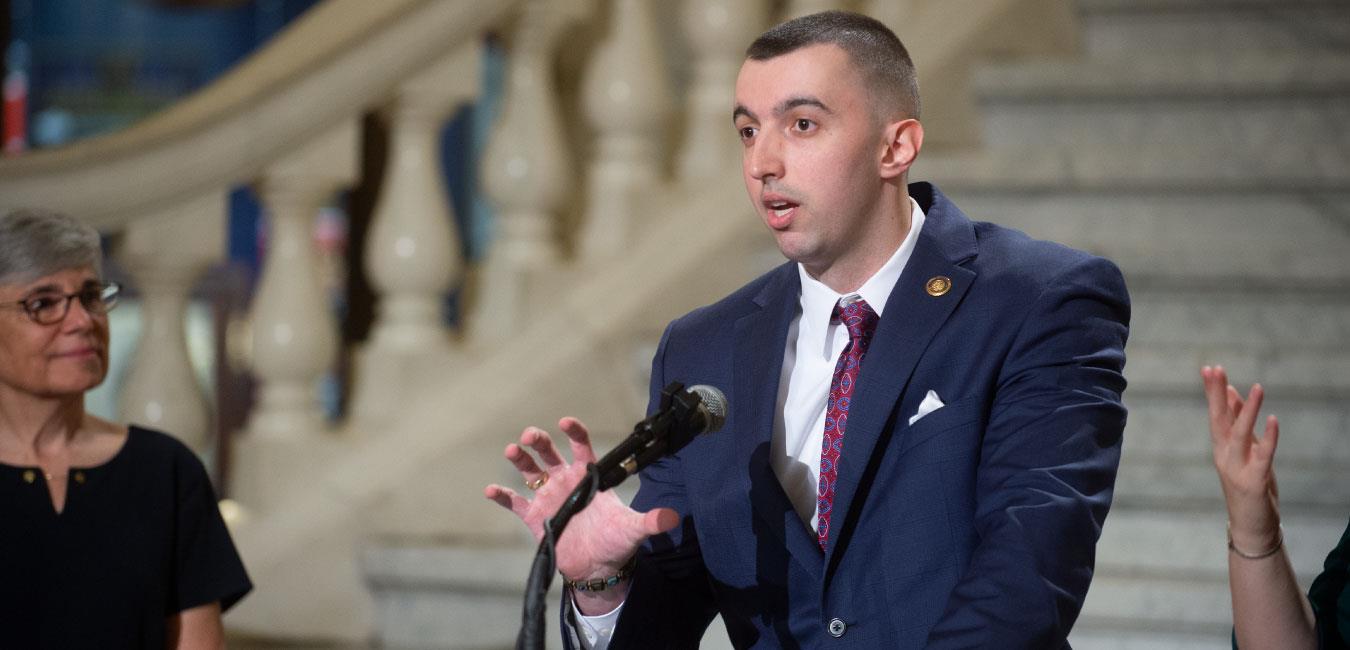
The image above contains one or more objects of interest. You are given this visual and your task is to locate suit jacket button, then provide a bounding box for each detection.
[827,618,846,638]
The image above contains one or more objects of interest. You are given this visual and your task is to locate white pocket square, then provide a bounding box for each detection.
[908,390,945,426]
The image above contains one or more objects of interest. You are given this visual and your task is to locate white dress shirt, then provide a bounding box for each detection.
[573,198,927,649]
[772,197,925,531]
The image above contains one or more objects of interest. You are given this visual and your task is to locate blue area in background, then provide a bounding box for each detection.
[13,0,499,322]
[228,187,264,276]
[14,0,320,142]
[14,0,324,278]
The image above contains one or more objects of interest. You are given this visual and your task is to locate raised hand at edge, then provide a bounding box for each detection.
[1201,366,1281,555]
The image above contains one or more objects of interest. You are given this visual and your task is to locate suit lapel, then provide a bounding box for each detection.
[824,184,978,563]
[733,264,824,583]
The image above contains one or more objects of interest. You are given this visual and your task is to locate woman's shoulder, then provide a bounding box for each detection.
[124,426,209,474]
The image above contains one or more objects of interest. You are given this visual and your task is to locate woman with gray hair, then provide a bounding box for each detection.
[0,209,251,649]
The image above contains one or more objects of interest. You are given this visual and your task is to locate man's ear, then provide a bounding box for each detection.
[879,118,923,180]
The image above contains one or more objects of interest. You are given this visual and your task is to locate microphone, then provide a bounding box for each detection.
[687,384,728,432]
[593,382,727,491]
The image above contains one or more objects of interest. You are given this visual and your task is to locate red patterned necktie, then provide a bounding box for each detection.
[817,297,879,550]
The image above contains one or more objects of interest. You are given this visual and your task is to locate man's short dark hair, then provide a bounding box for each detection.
[746,10,920,120]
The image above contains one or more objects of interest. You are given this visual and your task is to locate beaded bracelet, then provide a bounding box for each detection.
[563,556,638,592]
[1227,521,1283,560]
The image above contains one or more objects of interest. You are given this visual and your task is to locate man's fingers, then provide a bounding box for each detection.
[560,417,598,464]
[522,427,566,468]
[484,484,531,517]
[506,441,545,480]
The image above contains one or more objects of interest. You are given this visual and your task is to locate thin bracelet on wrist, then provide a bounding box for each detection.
[563,555,638,592]
[1227,521,1283,560]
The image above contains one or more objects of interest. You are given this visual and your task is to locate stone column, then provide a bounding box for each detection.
[476,3,577,343]
[116,192,225,454]
[577,0,675,262]
[232,119,358,510]
[348,43,481,424]
[678,0,769,182]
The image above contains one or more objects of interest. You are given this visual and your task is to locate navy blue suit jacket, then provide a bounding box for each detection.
[606,182,1130,648]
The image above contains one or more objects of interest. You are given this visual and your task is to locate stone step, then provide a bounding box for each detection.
[976,53,1350,102]
[1126,346,1350,399]
[1072,508,1346,644]
[1068,627,1230,650]
[931,189,1350,284]
[970,54,1350,181]
[1116,348,1350,508]
[1114,451,1350,510]
[1079,0,1350,57]
[1112,443,1344,508]
[1079,572,1231,638]
[1094,509,1345,578]
[915,148,1350,192]
[361,542,741,650]
[1135,285,1350,343]
[1121,393,1350,466]
[1128,287,1350,351]
[362,544,564,649]
[1121,286,1350,401]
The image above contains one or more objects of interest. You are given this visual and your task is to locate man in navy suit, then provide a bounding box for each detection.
[486,11,1129,648]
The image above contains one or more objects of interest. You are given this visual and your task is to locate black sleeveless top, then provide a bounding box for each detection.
[0,426,251,648]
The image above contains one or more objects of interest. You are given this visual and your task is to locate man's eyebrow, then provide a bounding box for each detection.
[734,96,833,124]
[777,96,833,115]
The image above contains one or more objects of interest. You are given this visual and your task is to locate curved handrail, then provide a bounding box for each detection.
[0,0,519,228]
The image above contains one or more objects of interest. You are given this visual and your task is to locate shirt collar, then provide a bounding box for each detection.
[797,196,927,333]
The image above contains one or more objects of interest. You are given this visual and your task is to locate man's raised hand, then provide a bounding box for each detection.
[483,417,679,613]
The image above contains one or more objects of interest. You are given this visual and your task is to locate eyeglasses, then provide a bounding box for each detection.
[0,282,121,325]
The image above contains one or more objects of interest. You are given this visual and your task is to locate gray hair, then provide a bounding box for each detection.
[0,208,104,285]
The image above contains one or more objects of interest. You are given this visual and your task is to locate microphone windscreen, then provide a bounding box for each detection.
[688,385,728,433]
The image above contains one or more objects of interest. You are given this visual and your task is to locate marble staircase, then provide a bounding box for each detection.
[923,0,1350,647]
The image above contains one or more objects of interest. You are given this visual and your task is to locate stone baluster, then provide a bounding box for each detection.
[348,43,480,424]
[577,0,675,262]
[231,120,357,510]
[116,192,225,455]
[475,4,578,342]
[784,0,851,20]
[678,0,769,182]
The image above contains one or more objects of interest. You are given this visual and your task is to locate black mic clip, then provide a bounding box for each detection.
[594,382,701,491]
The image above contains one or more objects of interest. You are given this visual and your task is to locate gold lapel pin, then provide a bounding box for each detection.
[926,276,952,297]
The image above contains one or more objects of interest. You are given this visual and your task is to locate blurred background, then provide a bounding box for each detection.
[1,0,1346,648]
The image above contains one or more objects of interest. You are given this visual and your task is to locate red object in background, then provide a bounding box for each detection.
[3,68,26,155]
